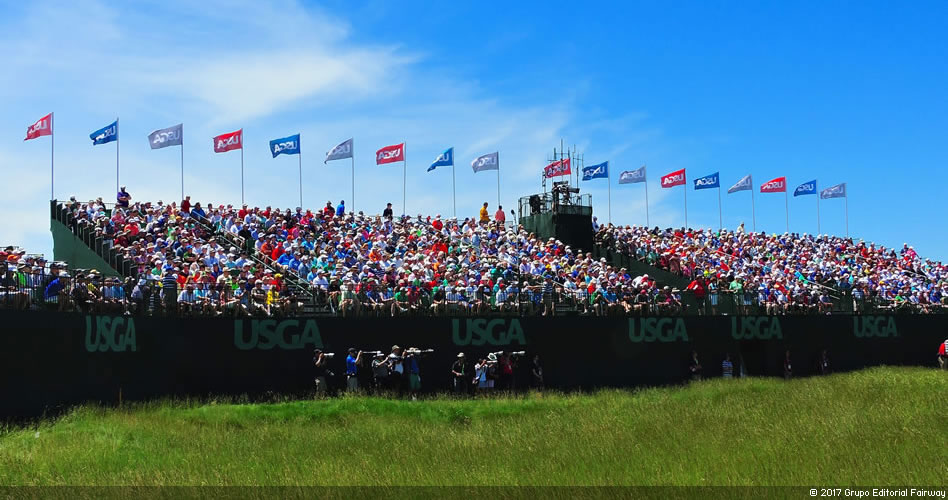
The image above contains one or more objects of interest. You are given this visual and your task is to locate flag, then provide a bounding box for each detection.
[820,182,846,199]
[90,121,118,146]
[428,147,454,172]
[325,138,353,163]
[213,129,242,153]
[582,161,609,181]
[660,168,686,188]
[694,172,720,190]
[471,152,499,173]
[376,143,404,165]
[269,134,300,158]
[148,124,182,150]
[793,180,817,197]
[728,174,752,194]
[24,113,52,141]
[760,176,787,193]
[618,166,646,184]
[543,158,570,178]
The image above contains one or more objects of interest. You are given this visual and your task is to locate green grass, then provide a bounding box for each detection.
[0,367,945,486]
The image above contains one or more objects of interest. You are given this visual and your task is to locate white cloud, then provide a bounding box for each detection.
[0,0,675,259]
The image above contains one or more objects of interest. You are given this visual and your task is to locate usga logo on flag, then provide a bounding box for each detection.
[376,143,405,164]
[661,169,686,188]
[213,129,243,153]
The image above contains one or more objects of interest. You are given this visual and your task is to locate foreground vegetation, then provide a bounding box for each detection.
[0,367,944,486]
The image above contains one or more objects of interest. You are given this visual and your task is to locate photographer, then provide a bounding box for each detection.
[531,354,544,389]
[345,348,363,392]
[313,349,330,396]
[387,345,405,394]
[371,352,389,392]
[452,353,469,395]
[405,347,423,397]
[473,357,492,393]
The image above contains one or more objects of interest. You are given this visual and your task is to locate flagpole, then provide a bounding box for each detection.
[751,177,756,233]
[683,177,688,229]
[844,190,849,238]
[240,136,245,206]
[351,144,355,214]
[784,189,789,233]
[50,112,54,200]
[298,147,303,209]
[497,152,501,209]
[607,164,612,225]
[644,164,650,227]
[403,142,407,216]
[180,125,185,201]
[717,184,722,230]
[816,180,821,235]
[452,157,457,218]
[115,117,120,194]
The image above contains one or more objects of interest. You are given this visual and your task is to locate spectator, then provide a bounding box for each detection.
[382,203,393,219]
[494,205,506,225]
[722,353,734,378]
[688,350,702,381]
[451,353,468,394]
[117,186,131,208]
[479,202,489,223]
[335,200,345,217]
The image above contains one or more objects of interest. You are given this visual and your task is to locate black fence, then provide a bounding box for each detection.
[1,310,943,419]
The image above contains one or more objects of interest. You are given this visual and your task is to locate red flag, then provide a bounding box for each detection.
[24,113,52,141]
[660,168,686,188]
[760,176,787,193]
[213,129,243,153]
[543,158,571,178]
[376,143,404,164]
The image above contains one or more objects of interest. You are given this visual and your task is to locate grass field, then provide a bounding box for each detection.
[0,367,945,486]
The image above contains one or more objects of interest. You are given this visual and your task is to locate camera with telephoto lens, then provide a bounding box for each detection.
[362,350,384,356]
[509,351,526,357]
[313,349,335,359]
[406,348,434,355]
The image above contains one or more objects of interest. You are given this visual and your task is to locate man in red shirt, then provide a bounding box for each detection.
[494,205,506,226]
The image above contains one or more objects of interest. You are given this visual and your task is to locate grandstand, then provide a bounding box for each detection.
[8,196,941,317]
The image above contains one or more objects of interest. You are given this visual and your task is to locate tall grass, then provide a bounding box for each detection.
[0,367,944,486]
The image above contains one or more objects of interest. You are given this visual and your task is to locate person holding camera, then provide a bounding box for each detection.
[372,352,390,392]
[388,345,405,394]
[313,349,329,396]
[452,353,469,395]
[345,348,363,392]
[531,354,544,389]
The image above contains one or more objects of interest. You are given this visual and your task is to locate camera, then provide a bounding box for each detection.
[362,350,384,356]
[322,353,335,359]
[509,351,526,357]
[406,348,434,355]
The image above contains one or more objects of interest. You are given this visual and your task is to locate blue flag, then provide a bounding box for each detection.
[694,172,720,190]
[794,180,817,197]
[582,161,609,181]
[618,166,646,184]
[270,134,300,158]
[90,120,118,145]
[428,147,454,172]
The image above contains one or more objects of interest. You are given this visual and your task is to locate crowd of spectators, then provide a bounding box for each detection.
[594,222,948,314]
[38,195,679,317]
[6,194,944,317]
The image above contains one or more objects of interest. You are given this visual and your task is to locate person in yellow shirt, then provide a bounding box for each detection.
[479,202,489,223]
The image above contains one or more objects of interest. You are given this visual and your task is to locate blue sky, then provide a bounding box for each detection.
[1,0,946,259]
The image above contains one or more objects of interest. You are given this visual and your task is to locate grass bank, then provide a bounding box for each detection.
[1,367,944,486]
